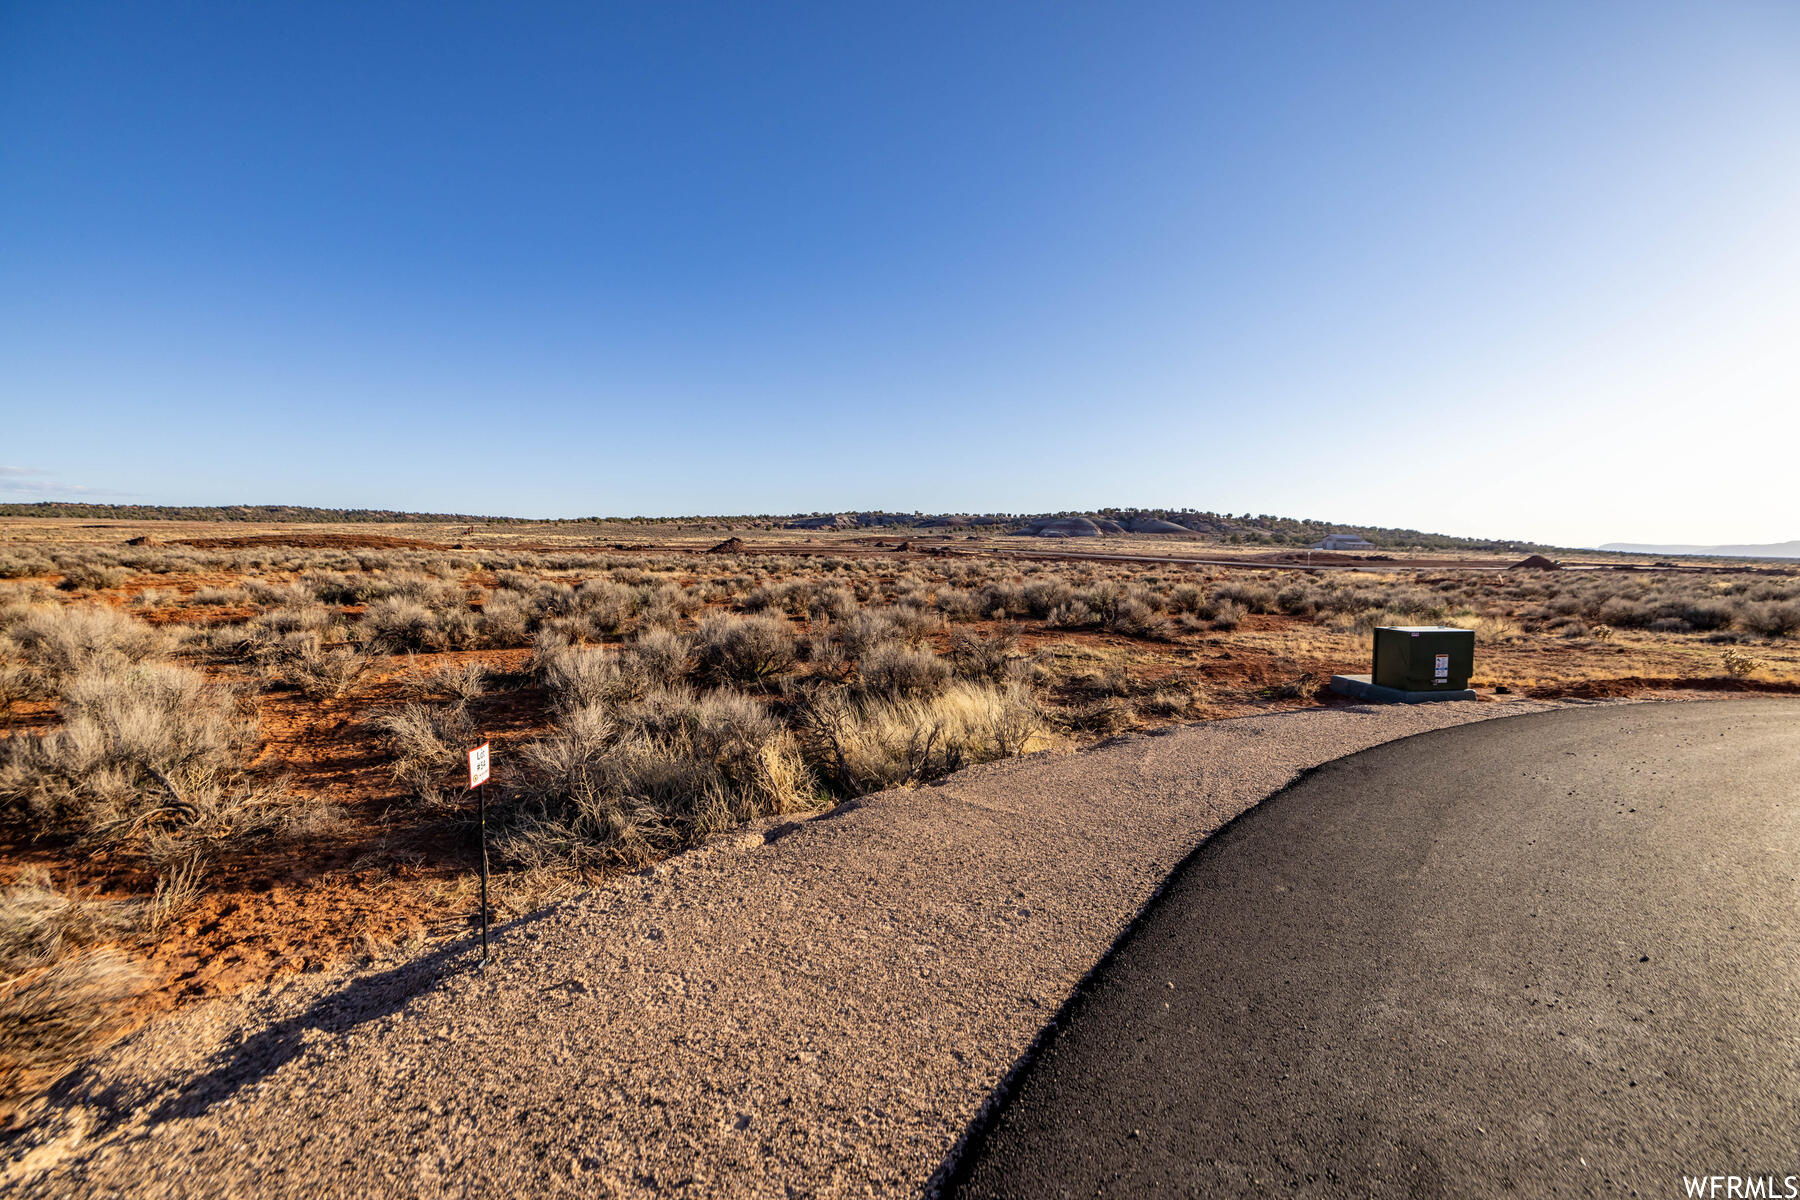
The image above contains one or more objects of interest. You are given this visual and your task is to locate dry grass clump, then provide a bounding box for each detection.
[1206,599,1247,630]
[0,872,144,1127]
[503,686,817,868]
[0,600,320,862]
[0,951,141,1126]
[801,682,1056,794]
[401,659,490,706]
[0,871,139,970]
[274,639,371,699]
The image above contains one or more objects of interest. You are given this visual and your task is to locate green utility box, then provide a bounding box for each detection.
[1372,626,1475,691]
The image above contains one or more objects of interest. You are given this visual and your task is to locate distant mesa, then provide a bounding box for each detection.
[1011,514,1200,538]
[1018,517,1104,538]
[785,512,919,530]
[784,512,1008,530]
[1125,516,1192,534]
[1510,554,1562,570]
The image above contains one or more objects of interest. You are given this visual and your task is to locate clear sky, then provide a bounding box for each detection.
[2,1,1796,547]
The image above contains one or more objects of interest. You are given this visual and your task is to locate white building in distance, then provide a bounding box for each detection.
[1311,533,1376,550]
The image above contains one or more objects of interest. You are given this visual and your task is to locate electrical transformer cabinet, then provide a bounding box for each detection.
[1372,626,1475,691]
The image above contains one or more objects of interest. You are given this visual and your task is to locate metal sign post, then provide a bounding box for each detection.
[468,742,491,962]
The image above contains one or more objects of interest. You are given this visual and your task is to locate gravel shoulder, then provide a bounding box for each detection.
[11,696,1574,1197]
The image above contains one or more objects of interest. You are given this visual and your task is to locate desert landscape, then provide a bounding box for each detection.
[4,506,1799,1135]
[11,4,1800,1192]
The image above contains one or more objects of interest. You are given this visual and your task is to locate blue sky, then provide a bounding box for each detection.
[2,1,1796,547]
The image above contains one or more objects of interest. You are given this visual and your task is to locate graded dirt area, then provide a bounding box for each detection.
[11,696,1567,1197]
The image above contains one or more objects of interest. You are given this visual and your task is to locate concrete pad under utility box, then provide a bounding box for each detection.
[1330,673,1477,704]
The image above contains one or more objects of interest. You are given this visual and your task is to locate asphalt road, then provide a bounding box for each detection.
[945,699,1800,1198]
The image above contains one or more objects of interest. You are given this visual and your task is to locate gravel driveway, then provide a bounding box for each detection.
[10,697,1565,1197]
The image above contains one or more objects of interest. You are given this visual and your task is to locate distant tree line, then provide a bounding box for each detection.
[0,502,1564,552]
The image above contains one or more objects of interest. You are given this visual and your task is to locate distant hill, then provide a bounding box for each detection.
[785,508,1559,552]
[1598,540,1800,560]
[0,501,1563,552]
[0,503,527,524]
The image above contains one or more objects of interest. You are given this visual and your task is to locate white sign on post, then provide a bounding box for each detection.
[468,741,490,789]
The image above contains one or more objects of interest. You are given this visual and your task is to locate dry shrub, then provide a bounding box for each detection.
[376,701,477,807]
[1260,672,1322,701]
[1064,697,1131,737]
[55,563,130,593]
[576,580,633,635]
[0,662,278,847]
[1,604,166,694]
[1139,688,1198,718]
[1461,614,1523,644]
[476,591,535,648]
[884,604,942,646]
[1212,582,1276,614]
[1168,583,1205,615]
[1208,599,1247,631]
[1722,648,1762,679]
[801,682,1055,794]
[145,855,207,935]
[832,610,901,658]
[362,597,473,653]
[504,687,816,868]
[1109,597,1172,640]
[694,612,796,685]
[949,625,1019,682]
[1740,601,1800,639]
[935,588,982,622]
[0,661,30,709]
[1046,601,1096,629]
[622,628,692,688]
[259,631,369,699]
[858,643,951,699]
[539,644,635,711]
[1022,579,1076,619]
[429,660,489,705]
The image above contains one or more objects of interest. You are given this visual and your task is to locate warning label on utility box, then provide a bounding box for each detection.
[1434,654,1450,680]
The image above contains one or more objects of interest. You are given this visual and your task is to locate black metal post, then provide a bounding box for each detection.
[478,780,490,962]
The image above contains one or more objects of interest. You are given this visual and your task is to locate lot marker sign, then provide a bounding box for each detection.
[469,742,492,961]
